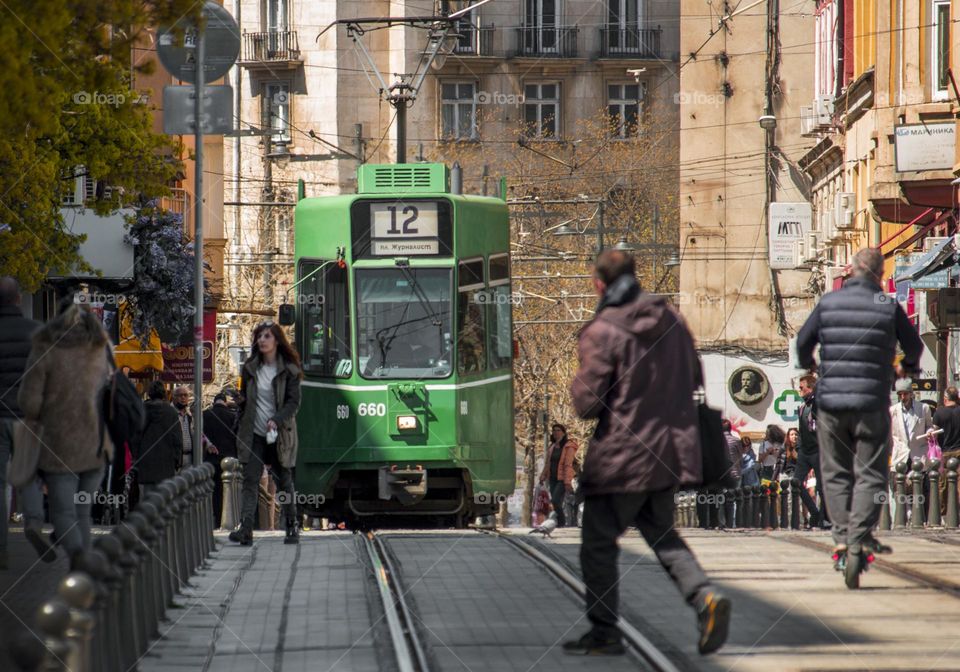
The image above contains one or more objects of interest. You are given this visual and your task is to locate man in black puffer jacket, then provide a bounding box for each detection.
[0,277,44,568]
[133,382,183,498]
[797,248,923,581]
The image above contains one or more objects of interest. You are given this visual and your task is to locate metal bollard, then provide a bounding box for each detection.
[879,470,892,531]
[723,489,735,529]
[35,599,73,672]
[170,475,192,584]
[754,486,764,528]
[138,497,170,628]
[947,458,959,528]
[203,463,217,551]
[93,535,125,672]
[789,479,800,530]
[928,459,942,527]
[10,631,45,672]
[156,482,183,594]
[112,527,143,666]
[769,482,779,530]
[123,513,156,646]
[758,485,769,528]
[71,549,111,672]
[779,481,789,528]
[894,460,909,528]
[57,573,96,672]
[221,457,240,530]
[910,459,925,528]
[742,487,753,529]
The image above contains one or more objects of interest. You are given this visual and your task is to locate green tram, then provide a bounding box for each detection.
[278,163,514,527]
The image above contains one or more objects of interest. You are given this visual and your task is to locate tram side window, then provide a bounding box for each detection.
[301,261,351,378]
[487,254,512,370]
[457,259,486,374]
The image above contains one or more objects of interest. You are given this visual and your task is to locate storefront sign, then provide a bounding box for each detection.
[768,202,812,270]
[161,310,216,383]
[894,253,951,290]
[894,123,956,172]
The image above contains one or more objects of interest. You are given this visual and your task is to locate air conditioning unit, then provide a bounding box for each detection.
[835,192,856,230]
[800,105,818,136]
[814,94,834,126]
[821,206,837,242]
[804,231,820,262]
[793,239,806,268]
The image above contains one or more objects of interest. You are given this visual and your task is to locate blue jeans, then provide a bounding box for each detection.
[44,467,104,557]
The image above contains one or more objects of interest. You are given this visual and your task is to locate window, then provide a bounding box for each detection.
[453,10,477,53]
[814,1,840,97]
[457,259,486,374]
[299,260,351,378]
[524,0,558,52]
[933,1,950,100]
[523,83,560,138]
[608,82,645,137]
[264,83,290,143]
[265,0,287,32]
[356,268,452,379]
[441,82,478,140]
[487,254,512,370]
[607,0,642,52]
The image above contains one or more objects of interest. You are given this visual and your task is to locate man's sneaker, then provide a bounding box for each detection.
[284,522,300,545]
[695,590,731,655]
[228,526,252,546]
[25,526,56,563]
[562,630,625,656]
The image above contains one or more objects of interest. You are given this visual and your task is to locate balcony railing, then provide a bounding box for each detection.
[453,24,495,56]
[515,25,579,58]
[600,26,662,59]
[241,30,301,64]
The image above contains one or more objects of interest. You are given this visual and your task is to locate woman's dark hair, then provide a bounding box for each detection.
[249,322,302,378]
[765,425,786,444]
[147,381,167,400]
[741,436,752,448]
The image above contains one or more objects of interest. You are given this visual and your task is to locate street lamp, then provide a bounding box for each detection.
[267,139,349,167]
[664,251,681,268]
[758,113,777,130]
[613,236,636,251]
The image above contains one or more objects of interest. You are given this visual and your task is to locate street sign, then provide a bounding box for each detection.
[163,85,233,135]
[157,1,240,84]
[768,202,812,269]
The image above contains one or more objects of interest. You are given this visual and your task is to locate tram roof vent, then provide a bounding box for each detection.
[357,164,449,194]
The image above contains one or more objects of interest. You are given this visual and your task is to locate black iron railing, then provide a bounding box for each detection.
[454,24,495,55]
[600,26,662,58]
[515,25,578,58]
[242,30,301,62]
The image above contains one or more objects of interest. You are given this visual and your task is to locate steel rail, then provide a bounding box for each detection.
[363,532,432,672]
[490,531,682,672]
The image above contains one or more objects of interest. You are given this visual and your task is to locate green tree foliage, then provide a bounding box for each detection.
[0,0,200,290]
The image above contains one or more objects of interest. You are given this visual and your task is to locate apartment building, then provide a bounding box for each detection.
[799,0,957,394]
[677,0,816,431]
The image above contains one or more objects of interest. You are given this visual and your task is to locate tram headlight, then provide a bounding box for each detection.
[397,415,418,431]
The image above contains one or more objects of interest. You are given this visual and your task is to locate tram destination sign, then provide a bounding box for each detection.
[369,201,440,256]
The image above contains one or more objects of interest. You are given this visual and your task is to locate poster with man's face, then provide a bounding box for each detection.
[729,366,769,406]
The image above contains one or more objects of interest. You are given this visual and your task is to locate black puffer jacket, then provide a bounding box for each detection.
[797,276,923,413]
[134,400,183,484]
[0,305,41,419]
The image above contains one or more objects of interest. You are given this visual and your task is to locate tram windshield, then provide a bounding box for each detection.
[356,268,453,379]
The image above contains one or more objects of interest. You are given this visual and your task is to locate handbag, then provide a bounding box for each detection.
[8,419,42,488]
[696,401,738,489]
[99,346,146,457]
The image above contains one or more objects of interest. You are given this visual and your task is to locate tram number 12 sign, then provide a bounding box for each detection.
[370,202,440,256]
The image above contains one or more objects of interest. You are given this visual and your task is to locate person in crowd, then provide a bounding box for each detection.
[0,277,47,568]
[796,374,828,528]
[758,425,784,481]
[740,436,760,488]
[797,247,923,584]
[538,423,578,528]
[933,386,960,513]
[721,420,743,487]
[133,381,182,499]
[891,378,934,464]
[230,322,303,546]
[566,250,730,656]
[775,428,799,483]
[172,386,216,468]
[18,302,113,568]
[203,392,238,527]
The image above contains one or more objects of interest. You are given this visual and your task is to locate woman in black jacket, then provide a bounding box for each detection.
[133,381,183,498]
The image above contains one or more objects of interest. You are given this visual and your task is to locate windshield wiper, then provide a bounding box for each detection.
[396,260,442,327]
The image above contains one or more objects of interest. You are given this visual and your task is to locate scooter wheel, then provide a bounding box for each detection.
[844,552,862,589]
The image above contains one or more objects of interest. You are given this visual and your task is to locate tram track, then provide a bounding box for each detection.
[484,530,687,672]
[362,532,433,672]
[774,535,960,599]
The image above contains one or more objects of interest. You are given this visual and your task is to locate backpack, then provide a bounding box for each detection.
[99,346,146,456]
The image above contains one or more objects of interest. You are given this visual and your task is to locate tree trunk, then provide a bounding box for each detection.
[521,410,537,526]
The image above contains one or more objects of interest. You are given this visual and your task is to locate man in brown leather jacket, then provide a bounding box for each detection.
[539,423,578,527]
[562,250,730,657]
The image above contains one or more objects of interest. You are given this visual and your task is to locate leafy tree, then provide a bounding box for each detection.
[0,0,200,290]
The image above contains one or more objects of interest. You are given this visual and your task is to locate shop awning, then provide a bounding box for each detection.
[894,235,958,283]
[114,306,164,373]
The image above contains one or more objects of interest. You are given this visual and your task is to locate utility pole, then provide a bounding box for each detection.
[192,28,205,465]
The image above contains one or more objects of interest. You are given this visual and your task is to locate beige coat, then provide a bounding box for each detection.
[18,307,113,474]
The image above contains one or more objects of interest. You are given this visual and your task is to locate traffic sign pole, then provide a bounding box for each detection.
[193,28,205,467]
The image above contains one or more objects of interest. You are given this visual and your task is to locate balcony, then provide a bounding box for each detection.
[239,31,302,70]
[600,26,662,59]
[515,26,579,58]
[453,24,496,56]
